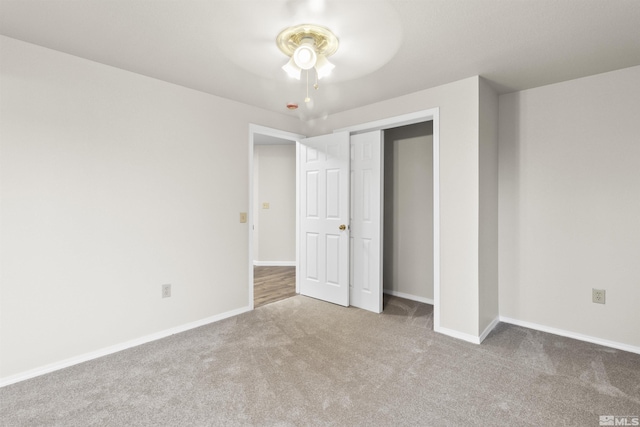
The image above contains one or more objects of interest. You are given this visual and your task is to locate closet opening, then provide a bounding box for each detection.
[382,121,434,307]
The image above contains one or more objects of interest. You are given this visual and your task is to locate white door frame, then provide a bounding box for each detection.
[248,124,306,310]
[334,107,441,331]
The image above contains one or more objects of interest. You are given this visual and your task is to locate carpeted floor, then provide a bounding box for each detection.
[1,295,639,426]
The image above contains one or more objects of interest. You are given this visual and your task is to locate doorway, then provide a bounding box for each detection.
[253,142,296,307]
[248,125,305,309]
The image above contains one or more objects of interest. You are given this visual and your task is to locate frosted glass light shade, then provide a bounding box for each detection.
[293,42,317,70]
[315,54,335,79]
[282,57,301,80]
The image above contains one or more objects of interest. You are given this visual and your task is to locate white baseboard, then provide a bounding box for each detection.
[434,316,499,345]
[383,289,434,305]
[499,316,640,355]
[0,305,251,388]
[253,261,296,267]
[435,325,481,344]
[479,316,500,343]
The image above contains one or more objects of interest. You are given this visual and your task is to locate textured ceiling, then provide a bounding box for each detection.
[1,0,639,120]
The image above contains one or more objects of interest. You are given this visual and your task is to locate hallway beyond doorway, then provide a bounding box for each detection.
[254,266,296,308]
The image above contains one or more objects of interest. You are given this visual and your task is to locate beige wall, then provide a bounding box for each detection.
[499,66,640,347]
[383,122,434,301]
[0,36,303,379]
[253,144,296,263]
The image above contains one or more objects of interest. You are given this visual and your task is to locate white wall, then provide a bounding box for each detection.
[253,144,296,263]
[499,66,640,348]
[383,122,433,301]
[0,36,303,380]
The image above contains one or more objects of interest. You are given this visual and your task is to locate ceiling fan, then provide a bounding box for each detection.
[211,0,402,109]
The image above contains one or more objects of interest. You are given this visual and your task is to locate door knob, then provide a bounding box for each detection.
[339,224,346,231]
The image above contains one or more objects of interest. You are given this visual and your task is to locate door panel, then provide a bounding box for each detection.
[306,233,319,280]
[350,130,383,313]
[306,171,319,217]
[299,132,350,306]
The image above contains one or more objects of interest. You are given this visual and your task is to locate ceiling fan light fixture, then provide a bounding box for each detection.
[276,24,339,103]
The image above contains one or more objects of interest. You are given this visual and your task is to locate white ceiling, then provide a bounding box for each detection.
[1,0,639,121]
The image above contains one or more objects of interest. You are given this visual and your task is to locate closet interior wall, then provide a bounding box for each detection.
[383,122,434,302]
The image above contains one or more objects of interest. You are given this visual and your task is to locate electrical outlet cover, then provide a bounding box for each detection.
[592,288,605,304]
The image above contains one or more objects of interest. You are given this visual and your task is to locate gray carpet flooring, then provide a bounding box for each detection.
[1,295,639,426]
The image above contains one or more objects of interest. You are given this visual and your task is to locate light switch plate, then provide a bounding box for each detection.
[262,202,270,209]
[239,212,247,223]
[162,284,171,298]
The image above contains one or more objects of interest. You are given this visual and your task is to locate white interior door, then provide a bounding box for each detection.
[349,131,383,313]
[299,132,350,306]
